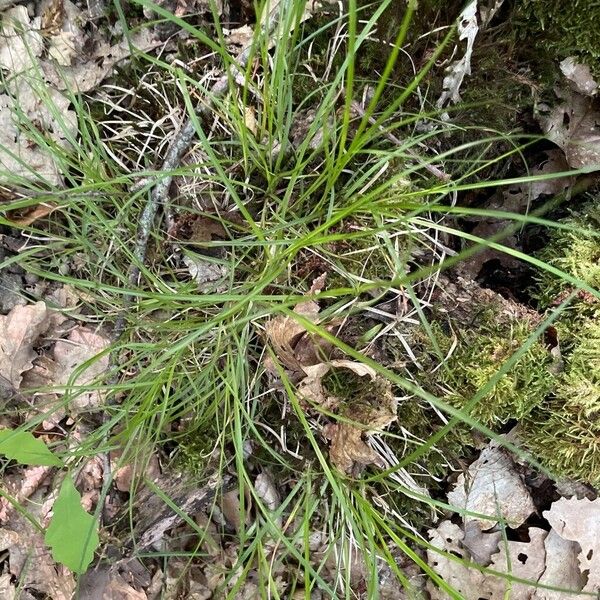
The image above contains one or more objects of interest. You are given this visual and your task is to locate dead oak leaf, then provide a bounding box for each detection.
[297,360,378,411]
[0,301,51,388]
[537,89,600,169]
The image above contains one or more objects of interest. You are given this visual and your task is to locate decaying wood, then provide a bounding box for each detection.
[133,473,234,551]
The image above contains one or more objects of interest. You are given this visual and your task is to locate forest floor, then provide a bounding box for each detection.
[0,0,599,598]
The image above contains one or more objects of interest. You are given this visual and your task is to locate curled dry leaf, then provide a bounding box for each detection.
[323,422,384,474]
[322,375,397,474]
[254,472,280,513]
[436,1,478,115]
[264,273,334,375]
[297,359,377,411]
[447,440,535,530]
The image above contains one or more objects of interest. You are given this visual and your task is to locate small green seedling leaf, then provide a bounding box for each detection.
[0,429,62,466]
[45,475,99,574]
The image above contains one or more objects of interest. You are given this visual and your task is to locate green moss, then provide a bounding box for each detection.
[523,319,600,483]
[535,202,600,308]
[423,320,554,427]
[516,0,600,76]
[519,198,600,484]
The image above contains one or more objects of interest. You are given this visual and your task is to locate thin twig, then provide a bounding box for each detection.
[350,100,451,182]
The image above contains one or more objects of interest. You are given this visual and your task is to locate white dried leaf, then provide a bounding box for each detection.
[436,1,478,113]
[447,441,535,530]
[52,326,110,414]
[537,90,600,169]
[426,521,487,600]
[0,7,44,73]
[224,24,254,47]
[48,31,78,66]
[532,529,586,599]
[462,520,501,565]
[254,472,280,513]
[544,497,600,592]
[42,29,160,93]
[0,574,16,600]
[485,527,547,599]
[560,57,598,96]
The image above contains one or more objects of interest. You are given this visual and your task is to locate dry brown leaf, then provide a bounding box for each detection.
[111,451,161,493]
[297,360,378,411]
[447,440,535,530]
[79,455,104,511]
[102,576,148,600]
[323,422,384,473]
[544,497,600,593]
[0,302,51,388]
[296,362,338,409]
[7,202,57,226]
[264,273,332,374]
[0,465,53,523]
[300,362,395,473]
[0,514,76,599]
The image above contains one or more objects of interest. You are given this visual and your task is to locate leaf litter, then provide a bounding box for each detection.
[427,436,600,597]
[1,0,600,597]
[264,274,398,473]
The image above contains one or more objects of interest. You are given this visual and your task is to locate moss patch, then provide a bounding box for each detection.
[516,0,600,77]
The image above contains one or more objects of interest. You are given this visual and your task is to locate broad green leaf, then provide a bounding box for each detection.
[45,475,99,574]
[0,429,62,466]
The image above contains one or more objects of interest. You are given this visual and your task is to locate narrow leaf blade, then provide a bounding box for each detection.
[45,475,99,574]
[0,429,62,466]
